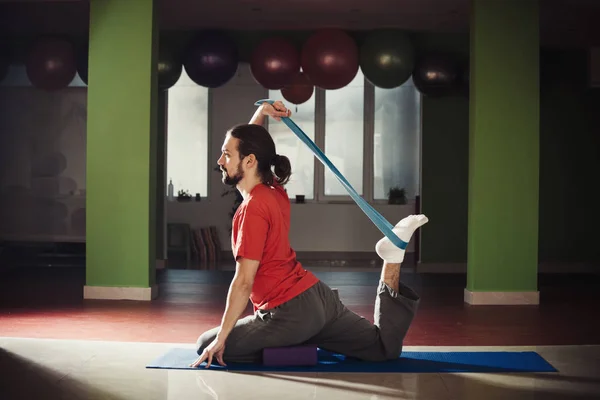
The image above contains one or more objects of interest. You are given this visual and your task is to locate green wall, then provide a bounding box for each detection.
[86,0,158,288]
[467,0,539,291]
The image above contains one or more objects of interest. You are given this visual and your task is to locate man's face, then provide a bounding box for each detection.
[217,134,244,186]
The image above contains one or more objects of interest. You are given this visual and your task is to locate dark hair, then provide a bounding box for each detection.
[228,124,292,186]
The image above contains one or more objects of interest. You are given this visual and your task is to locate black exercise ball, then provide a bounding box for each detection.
[158,48,182,90]
[359,29,415,89]
[412,54,460,97]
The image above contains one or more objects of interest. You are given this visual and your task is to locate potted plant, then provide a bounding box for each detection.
[388,186,407,205]
[177,189,192,202]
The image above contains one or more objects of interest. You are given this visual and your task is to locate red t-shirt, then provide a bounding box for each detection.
[231,181,319,311]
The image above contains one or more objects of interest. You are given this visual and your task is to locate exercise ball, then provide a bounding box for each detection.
[301,29,358,90]
[158,48,182,90]
[183,31,238,88]
[281,71,314,105]
[412,54,459,97]
[26,38,77,91]
[359,30,415,89]
[250,37,300,90]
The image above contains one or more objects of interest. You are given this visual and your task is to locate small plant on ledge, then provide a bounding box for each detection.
[177,189,192,201]
[388,186,407,205]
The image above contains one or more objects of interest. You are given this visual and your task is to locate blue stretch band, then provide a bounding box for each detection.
[255,99,408,250]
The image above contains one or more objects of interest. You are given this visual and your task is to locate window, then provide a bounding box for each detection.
[323,70,365,197]
[373,77,421,200]
[267,89,316,199]
[166,67,209,197]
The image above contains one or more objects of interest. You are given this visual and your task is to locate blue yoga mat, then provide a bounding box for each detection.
[146,348,557,373]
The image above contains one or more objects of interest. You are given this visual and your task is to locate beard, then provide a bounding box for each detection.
[221,162,244,186]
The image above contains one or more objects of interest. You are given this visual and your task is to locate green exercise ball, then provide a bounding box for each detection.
[359,30,415,89]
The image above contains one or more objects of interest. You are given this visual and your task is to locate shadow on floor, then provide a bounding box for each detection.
[0,348,129,400]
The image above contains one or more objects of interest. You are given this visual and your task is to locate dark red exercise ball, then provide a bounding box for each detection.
[250,37,300,90]
[26,38,77,91]
[281,71,314,105]
[300,29,359,90]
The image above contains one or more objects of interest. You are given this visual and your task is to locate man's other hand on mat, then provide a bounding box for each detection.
[190,336,227,368]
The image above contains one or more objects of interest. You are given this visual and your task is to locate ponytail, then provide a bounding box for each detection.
[272,154,292,185]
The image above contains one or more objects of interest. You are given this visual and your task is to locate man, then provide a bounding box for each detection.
[191,100,428,368]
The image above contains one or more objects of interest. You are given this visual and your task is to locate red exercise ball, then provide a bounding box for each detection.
[251,37,300,90]
[26,38,76,92]
[301,29,359,90]
[281,71,314,105]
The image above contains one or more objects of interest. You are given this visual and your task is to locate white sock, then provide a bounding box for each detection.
[375,214,429,263]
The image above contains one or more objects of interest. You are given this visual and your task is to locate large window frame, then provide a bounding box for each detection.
[163,71,422,205]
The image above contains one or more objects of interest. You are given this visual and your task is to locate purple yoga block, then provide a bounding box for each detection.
[262,345,318,367]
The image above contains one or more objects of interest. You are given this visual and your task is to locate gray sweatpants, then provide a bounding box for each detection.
[196,279,420,363]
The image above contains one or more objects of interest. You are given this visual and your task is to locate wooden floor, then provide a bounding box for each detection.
[0,265,599,347]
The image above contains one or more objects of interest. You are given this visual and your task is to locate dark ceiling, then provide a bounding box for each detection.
[0,0,599,48]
